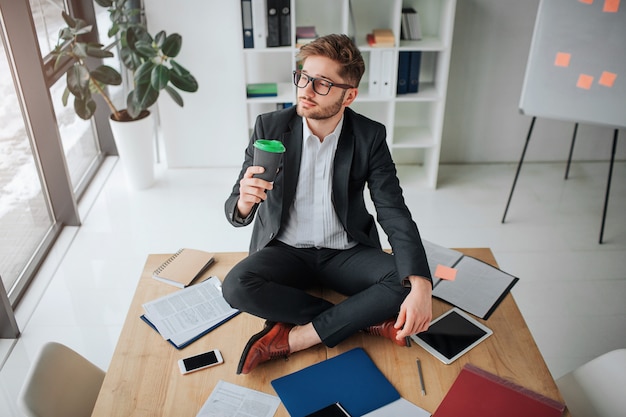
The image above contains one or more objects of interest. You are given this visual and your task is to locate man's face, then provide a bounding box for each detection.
[296,56,352,120]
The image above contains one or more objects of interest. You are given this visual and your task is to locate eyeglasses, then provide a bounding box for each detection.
[292,70,354,96]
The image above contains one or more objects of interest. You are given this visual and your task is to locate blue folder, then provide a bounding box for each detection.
[271,348,400,417]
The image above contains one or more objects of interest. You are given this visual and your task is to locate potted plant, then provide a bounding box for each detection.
[52,8,198,189]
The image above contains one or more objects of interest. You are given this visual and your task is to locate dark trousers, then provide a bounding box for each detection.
[222,241,409,347]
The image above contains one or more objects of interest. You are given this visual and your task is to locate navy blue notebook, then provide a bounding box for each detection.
[271,348,400,417]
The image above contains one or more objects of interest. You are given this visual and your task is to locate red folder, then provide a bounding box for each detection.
[434,364,565,417]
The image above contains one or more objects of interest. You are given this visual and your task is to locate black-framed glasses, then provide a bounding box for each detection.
[292,70,354,96]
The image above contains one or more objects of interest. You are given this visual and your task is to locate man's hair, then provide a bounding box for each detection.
[297,34,365,88]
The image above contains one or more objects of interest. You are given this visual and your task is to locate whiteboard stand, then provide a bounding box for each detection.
[502,118,619,244]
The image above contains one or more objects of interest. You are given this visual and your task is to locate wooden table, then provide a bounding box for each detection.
[92,250,570,416]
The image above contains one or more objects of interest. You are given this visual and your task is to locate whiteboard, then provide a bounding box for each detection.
[519,0,626,128]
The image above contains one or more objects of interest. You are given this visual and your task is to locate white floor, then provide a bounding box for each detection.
[1,157,625,415]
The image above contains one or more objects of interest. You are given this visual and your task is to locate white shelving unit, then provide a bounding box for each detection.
[241,0,456,188]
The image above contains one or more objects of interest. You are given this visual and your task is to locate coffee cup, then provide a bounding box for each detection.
[252,139,286,182]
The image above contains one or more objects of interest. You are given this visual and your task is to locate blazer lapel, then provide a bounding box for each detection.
[332,113,355,225]
[280,115,303,219]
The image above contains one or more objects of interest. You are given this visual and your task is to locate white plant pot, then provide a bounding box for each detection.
[109,111,155,190]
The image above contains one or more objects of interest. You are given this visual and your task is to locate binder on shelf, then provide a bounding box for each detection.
[408,51,422,93]
[246,82,278,97]
[401,8,422,41]
[266,0,280,47]
[397,51,410,94]
[380,49,394,97]
[433,364,565,417]
[368,50,382,96]
[251,0,267,48]
[152,248,215,288]
[241,0,254,48]
[278,0,291,46]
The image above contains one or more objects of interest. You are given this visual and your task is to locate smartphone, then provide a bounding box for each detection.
[178,349,223,374]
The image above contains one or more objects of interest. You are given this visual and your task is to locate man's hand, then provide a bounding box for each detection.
[394,276,432,341]
[236,166,274,218]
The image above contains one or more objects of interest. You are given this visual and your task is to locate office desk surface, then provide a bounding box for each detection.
[91,250,569,417]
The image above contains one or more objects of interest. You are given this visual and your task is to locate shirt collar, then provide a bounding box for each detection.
[302,115,344,144]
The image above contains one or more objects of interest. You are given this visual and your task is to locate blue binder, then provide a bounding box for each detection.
[408,51,422,93]
[271,348,400,417]
[397,51,411,95]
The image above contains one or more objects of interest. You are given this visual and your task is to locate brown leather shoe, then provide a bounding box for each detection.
[237,321,293,374]
[364,318,410,347]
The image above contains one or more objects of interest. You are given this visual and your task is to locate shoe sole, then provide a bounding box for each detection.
[236,321,277,374]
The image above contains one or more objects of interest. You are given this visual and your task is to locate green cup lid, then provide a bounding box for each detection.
[254,139,285,153]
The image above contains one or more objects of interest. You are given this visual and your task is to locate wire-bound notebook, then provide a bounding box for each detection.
[152,248,215,288]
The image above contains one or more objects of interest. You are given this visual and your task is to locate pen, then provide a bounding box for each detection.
[416,358,426,396]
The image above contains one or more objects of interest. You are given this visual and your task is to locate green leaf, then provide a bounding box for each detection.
[154,31,166,49]
[58,27,73,41]
[169,59,190,76]
[134,40,157,58]
[134,61,156,85]
[86,45,114,59]
[161,33,182,58]
[127,83,158,118]
[164,85,184,107]
[120,48,142,71]
[62,11,76,28]
[94,0,113,7]
[72,43,88,59]
[73,24,93,36]
[61,87,70,107]
[169,71,198,93]
[91,65,122,85]
[150,65,170,90]
[74,95,97,120]
[108,22,120,38]
[67,63,90,99]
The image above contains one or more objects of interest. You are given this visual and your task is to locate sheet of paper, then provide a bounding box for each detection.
[196,380,281,417]
[362,398,430,417]
[142,276,237,340]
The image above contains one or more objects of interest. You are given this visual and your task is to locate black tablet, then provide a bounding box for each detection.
[410,308,493,364]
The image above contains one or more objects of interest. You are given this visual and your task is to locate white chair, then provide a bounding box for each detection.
[556,348,626,417]
[17,342,106,417]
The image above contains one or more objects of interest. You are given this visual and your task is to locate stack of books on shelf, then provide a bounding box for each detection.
[240,0,291,48]
[401,7,422,40]
[366,29,395,47]
[296,26,318,48]
[246,82,278,98]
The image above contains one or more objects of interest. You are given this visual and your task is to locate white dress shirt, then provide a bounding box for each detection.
[277,116,356,250]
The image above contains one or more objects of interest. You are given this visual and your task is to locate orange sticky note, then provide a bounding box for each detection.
[599,71,617,87]
[577,74,594,89]
[435,264,457,281]
[579,0,593,4]
[554,52,571,67]
[604,0,620,12]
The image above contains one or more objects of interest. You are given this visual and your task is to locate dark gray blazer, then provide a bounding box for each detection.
[225,106,431,283]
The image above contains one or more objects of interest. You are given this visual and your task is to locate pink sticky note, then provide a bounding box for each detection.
[554,52,571,67]
[577,74,594,89]
[599,71,617,87]
[604,0,620,12]
[435,264,457,281]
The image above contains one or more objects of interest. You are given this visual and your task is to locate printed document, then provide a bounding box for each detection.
[197,380,280,417]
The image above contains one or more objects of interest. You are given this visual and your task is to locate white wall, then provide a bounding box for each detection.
[145,0,624,167]
[442,0,625,163]
[144,0,248,167]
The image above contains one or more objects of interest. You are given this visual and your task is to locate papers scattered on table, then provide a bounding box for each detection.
[196,380,280,417]
[141,276,239,349]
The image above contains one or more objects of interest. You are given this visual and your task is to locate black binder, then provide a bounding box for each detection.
[278,0,291,46]
[266,0,280,47]
[408,51,422,93]
[241,0,254,48]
